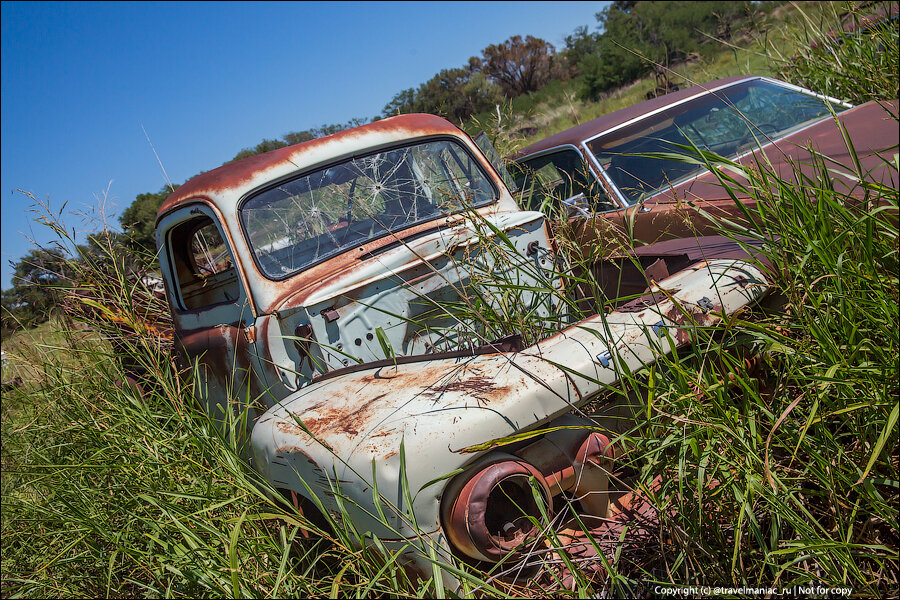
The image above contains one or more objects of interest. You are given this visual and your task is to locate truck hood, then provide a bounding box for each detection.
[250,258,769,538]
[271,210,547,314]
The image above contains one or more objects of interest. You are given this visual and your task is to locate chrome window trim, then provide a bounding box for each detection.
[581,76,850,147]
[516,143,586,162]
[583,147,631,208]
[514,143,628,212]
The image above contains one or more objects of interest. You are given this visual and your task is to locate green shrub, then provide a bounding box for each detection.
[768,1,899,103]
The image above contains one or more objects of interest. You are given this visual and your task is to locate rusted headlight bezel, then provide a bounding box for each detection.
[441,454,553,563]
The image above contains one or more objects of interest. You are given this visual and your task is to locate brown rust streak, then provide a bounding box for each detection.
[385,361,513,405]
[420,377,511,405]
[158,114,468,215]
[369,429,397,439]
[663,301,722,345]
[180,319,267,414]
[296,392,390,438]
[276,421,307,436]
[278,362,511,443]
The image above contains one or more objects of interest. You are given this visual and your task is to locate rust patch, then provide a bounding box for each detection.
[369,429,398,439]
[291,392,389,438]
[276,421,306,436]
[274,445,312,456]
[617,291,668,313]
[420,377,512,404]
[401,558,428,585]
[158,114,467,216]
[299,363,511,439]
[643,257,669,283]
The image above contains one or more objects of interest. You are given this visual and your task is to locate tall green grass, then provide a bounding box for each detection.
[602,103,899,595]
[766,1,899,104]
[4,111,896,594]
[3,6,899,594]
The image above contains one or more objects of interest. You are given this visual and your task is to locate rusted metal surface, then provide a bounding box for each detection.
[442,416,617,563]
[514,417,614,496]
[570,432,614,517]
[250,259,769,543]
[159,114,468,215]
[155,113,775,585]
[445,458,551,562]
[577,235,772,305]
[545,475,666,591]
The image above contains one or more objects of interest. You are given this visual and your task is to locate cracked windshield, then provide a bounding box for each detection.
[241,139,496,279]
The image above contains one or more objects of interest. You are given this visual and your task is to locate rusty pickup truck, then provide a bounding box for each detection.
[154,114,770,580]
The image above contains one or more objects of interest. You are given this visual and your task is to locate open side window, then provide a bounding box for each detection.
[512,149,613,214]
[473,131,518,193]
[168,215,241,311]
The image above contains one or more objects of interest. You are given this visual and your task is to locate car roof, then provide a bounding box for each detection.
[157,113,465,218]
[513,75,754,159]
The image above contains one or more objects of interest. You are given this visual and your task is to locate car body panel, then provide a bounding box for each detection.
[251,258,768,540]
[513,76,898,247]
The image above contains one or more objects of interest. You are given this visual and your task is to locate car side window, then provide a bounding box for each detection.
[168,216,241,311]
[513,149,612,213]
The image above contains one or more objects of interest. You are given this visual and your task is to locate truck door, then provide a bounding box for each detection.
[158,204,267,435]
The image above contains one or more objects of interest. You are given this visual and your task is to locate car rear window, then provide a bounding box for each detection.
[587,79,847,203]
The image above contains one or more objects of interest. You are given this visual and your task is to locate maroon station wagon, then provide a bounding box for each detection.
[510,76,898,250]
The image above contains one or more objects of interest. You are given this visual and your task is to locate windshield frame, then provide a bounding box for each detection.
[580,77,852,206]
[237,136,500,282]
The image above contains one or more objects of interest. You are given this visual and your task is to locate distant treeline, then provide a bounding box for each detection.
[1,1,780,336]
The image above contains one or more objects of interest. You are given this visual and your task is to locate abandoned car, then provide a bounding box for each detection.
[154,114,771,579]
[510,75,898,246]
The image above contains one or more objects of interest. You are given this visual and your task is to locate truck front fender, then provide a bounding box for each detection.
[250,258,769,539]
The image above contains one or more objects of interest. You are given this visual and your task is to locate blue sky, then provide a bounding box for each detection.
[1,1,608,289]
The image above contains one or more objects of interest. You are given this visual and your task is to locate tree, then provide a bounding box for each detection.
[563,25,602,74]
[382,88,418,117]
[419,67,503,123]
[120,185,178,258]
[231,138,288,162]
[283,118,370,145]
[481,35,563,97]
[5,248,71,328]
[380,65,502,124]
[579,1,750,101]
[1,287,23,338]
